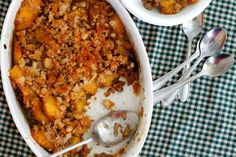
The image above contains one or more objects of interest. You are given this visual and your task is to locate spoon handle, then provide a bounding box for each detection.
[49,137,94,157]
[153,51,199,91]
[159,52,202,106]
[178,39,193,102]
[154,72,203,104]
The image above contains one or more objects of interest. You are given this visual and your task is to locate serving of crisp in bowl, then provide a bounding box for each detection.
[121,0,212,26]
[0,0,153,156]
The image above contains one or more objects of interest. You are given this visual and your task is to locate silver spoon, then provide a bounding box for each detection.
[153,45,199,91]
[49,111,139,157]
[179,13,204,102]
[154,54,234,104]
[161,28,227,106]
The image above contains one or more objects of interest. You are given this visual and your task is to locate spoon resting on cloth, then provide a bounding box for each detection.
[161,28,227,106]
[154,54,234,104]
[152,27,226,92]
[179,13,204,102]
[49,111,139,157]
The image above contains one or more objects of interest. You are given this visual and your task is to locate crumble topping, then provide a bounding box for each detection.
[103,99,115,110]
[10,0,140,156]
[142,0,198,14]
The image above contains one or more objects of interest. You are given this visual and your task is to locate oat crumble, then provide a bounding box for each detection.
[142,0,198,14]
[10,0,140,156]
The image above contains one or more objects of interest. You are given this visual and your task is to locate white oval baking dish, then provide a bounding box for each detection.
[0,0,153,156]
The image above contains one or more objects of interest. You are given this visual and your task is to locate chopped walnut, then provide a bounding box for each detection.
[122,125,132,138]
[121,111,127,120]
[114,123,122,137]
[143,0,155,10]
[102,99,115,110]
[142,0,198,14]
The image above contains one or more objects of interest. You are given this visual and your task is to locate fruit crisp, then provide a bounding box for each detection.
[10,0,140,156]
[142,0,198,14]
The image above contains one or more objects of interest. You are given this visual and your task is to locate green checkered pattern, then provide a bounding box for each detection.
[0,0,235,156]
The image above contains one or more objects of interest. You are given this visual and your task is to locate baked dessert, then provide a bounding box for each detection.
[142,0,198,14]
[10,0,140,156]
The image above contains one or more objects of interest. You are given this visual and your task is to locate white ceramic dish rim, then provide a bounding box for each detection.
[0,0,153,157]
[121,0,212,26]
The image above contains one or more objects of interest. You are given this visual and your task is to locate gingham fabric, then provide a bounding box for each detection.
[0,0,235,156]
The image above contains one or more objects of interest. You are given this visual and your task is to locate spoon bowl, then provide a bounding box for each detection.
[160,28,227,106]
[183,13,204,40]
[200,28,227,57]
[49,111,139,157]
[154,53,234,104]
[94,111,139,146]
[203,54,235,77]
[153,28,227,92]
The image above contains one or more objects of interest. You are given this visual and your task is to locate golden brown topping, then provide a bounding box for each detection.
[143,0,155,10]
[122,125,132,138]
[114,123,122,137]
[97,71,115,87]
[11,0,140,155]
[102,99,115,110]
[142,0,198,14]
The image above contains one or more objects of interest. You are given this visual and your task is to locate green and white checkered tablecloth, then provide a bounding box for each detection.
[0,0,235,156]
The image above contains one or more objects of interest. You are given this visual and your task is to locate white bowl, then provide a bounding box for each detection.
[121,0,212,26]
[0,0,153,156]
